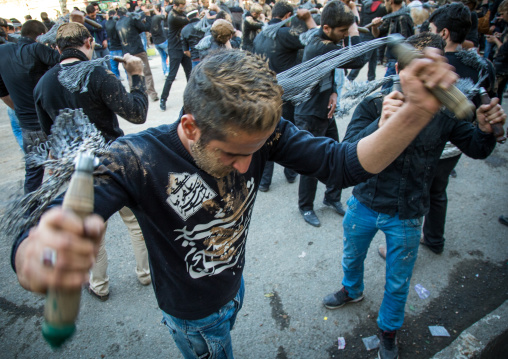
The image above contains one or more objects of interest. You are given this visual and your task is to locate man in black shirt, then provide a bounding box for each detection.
[181,6,205,68]
[85,4,109,62]
[116,7,159,101]
[0,20,60,194]
[323,33,505,359]
[294,1,365,227]
[150,5,169,77]
[33,22,151,301]
[347,0,387,81]
[242,3,265,52]
[160,0,192,111]
[371,0,414,88]
[421,2,496,254]
[253,3,317,190]
[40,12,55,31]
[105,10,125,79]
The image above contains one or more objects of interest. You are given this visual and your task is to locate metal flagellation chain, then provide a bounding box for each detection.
[1,109,109,240]
[277,36,394,106]
[58,56,112,93]
[261,16,293,39]
[36,15,69,45]
[335,76,395,118]
[195,35,213,50]
[194,16,211,33]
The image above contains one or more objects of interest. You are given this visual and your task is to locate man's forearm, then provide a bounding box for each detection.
[356,104,433,174]
[1,95,15,110]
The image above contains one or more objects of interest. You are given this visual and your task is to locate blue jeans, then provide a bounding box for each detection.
[155,40,169,76]
[140,32,147,51]
[342,196,422,331]
[161,278,245,359]
[382,60,397,90]
[108,49,126,79]
[7,108,23,150]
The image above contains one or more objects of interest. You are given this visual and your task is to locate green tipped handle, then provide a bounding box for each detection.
[42,153,95,348]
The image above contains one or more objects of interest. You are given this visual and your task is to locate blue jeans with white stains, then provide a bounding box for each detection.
[341,196,421,331]
[161,277,245,358]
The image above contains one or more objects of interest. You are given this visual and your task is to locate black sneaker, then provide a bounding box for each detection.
[323,199,346,216]
[378,329,398,359]
[299,209,320,227]
[160,98,167,112]
[322,287,363,309]
[259,185,269,192]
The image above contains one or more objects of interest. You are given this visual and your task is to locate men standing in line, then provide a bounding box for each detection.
[323,33,505,359]
[160,0,192,111]
[294,1,366,227]
[116,7,159,102]
[0,20,60,194]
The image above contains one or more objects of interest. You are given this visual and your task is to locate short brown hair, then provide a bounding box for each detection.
[56,22,92,51]
[184,50,283,143]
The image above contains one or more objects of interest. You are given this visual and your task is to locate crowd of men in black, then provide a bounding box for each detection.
[1,0,507,358]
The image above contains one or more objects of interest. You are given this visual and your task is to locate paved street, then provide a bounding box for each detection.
[1,53,507,358]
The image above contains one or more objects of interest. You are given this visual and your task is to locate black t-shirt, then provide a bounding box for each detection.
[13,118,371,320]
[181,18,204,60]
[34,60,148,142]
[150,14,167,45]
[105,18,122,51]
[295,29,363,119]
[0,37,60,129]
[168,9,190,50]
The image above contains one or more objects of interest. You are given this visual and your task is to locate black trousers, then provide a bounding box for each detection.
[260,101,297,187]
[21,128,47,194]
[422,154,462,252]
[294,115,342,211]
[347,33,377,82]
[161,49,192,101]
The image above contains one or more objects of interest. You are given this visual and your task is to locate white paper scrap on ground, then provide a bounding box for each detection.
[415,283,430,299]
[337,337,346,350]
[298,251,306,258]
[429,326,450,337]
[362,335,380,350]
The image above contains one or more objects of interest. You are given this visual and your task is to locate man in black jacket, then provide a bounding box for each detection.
[371,0,414,88]
[33,22,151,301]
[322,33,505,359]
[160,0,192,111]
[181,6,205,68]
[253,2,316,190]
[295,1,365,227]
[0,20,60,194]
[347,0,387,81]
[116,7,159,101]
[150,4,170,77]
[419,3,496,254]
